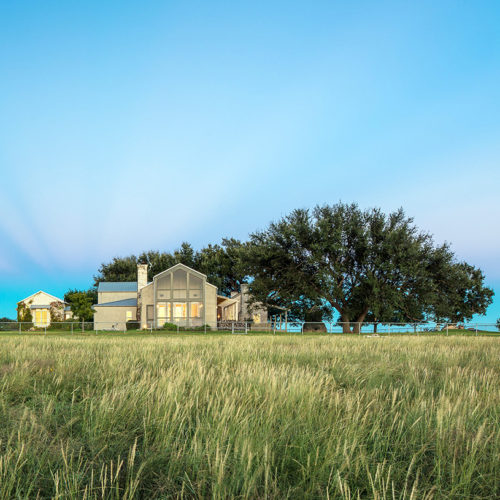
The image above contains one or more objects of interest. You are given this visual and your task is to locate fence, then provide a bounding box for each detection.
[0,320,498,336]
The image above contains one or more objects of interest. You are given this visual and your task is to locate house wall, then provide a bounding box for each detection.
[138,283,154,329]
[205,283,217,328]
[18,292,66,326]
[19,292,61,307]
[231,284,268,323]
[97,291,137,304]
[93,306,137,331]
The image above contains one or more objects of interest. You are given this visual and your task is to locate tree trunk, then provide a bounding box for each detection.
[374,323,378,333]
[352,307,370,334]
[341,316,352,333]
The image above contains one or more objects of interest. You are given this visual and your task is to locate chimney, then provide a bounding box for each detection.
[137,264,148,291]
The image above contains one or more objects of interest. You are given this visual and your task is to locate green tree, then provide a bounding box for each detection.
[64,290,96,321]
[197,238,248,296]
[94,244,196,285]
[246,203,493,333]
[94,240,248,296]
[94,255,138,285]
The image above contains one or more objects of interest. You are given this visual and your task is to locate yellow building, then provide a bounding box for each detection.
[17,291,72,327]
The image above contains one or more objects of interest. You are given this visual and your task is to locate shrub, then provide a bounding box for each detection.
[163,322,178,331]
[126,321,141,331]
[190,324,211,332]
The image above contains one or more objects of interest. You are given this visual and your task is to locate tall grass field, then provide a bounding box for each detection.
[0,334,498,499]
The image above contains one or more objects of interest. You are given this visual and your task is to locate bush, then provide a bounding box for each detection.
[190,324,211,332]
[163,322,178,331]
[162,323,211,332]
[126,321,141,331]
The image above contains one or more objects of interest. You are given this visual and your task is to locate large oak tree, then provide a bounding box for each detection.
[246,203,493,332]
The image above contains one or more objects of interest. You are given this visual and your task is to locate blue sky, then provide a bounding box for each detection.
[1,0,499,322]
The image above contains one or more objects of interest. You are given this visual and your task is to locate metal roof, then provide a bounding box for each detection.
[94,298,138,308]
[97,282,137,292]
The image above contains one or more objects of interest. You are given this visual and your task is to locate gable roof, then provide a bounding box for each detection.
[93,298,138,308]
[18,291,65,305]
[97,282,137,292]
[154,263,207,281]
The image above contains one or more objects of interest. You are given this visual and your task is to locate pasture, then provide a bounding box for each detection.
[0,334,498,499]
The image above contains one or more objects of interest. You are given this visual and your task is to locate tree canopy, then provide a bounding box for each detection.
[246,203,493,332]
[93,239,248,297]
[64,289,96,322]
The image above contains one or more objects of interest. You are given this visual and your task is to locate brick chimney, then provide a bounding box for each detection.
[137,264,148,291]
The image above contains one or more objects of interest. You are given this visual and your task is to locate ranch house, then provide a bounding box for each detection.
[93,263,267,330]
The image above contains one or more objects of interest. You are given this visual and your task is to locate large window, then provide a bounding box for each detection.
[157,302,171,327]
[173,269,187,299]
[155,267,205,326]
[34,309,49,327]
[173,302,187,319]
[189,275,202,299]
[157,275,171,299]
[190,302,203,318]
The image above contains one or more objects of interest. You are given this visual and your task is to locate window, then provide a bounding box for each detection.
[189,275,202,299]
[173,269,187,288]
[173,302,187,319]
[190,302,203,318]
[126,311,133,322]
[34,309,49,327]
[157,303,171,327]
[157,274,172,300]
[157,275,171,290]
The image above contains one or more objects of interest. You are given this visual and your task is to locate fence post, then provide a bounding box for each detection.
[446,323,449,336]
[231,322,234,334]
[475,323,478,337]
[82,320,84,333]
[245,322,248,334]
[204,323,207,334]
[44,326,47,336]
[358,322,361,335]
[177,323,179,334]
[19,322,21,335]
[301,322,304,335]
[71,322,73,335]
[388,324,391,336]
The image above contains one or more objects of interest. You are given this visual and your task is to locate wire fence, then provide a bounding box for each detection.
[0,321,498,336]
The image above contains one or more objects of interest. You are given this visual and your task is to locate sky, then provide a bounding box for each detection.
[0,0,499,322]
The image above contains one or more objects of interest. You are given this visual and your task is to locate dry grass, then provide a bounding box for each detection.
[0,335,498,499]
